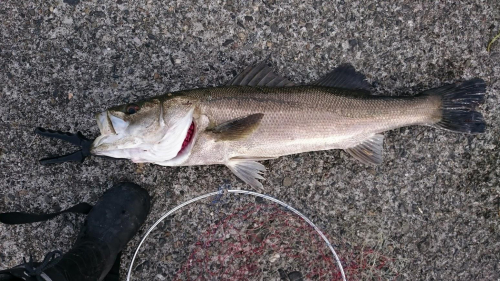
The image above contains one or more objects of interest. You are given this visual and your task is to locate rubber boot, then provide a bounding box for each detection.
[0,182,151,281]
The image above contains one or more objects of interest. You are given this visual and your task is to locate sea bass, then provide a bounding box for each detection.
[91,62,486,188]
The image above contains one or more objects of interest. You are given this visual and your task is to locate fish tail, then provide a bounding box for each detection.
[424,78,486,134]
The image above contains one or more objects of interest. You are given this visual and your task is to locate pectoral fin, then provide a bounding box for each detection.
[209,113,264,141]
[345,134,384,165]
[226,158,266,189]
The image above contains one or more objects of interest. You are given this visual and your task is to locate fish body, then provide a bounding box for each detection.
[180,86,440,165]
[91,63,486,188]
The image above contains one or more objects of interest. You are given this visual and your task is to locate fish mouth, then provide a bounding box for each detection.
[96,111,116,136]
[177,121,195,156]
[92,111,132,154]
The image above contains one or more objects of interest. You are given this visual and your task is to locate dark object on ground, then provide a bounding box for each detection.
[35,127,94,164]
[0,182,151,281]
[288,271,304,281]
[63,0,80,6]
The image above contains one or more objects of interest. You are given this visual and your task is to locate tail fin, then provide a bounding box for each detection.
[424,78,486,134]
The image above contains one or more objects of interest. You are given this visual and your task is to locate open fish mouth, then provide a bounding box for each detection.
[96,111,116,136]
[91,111,117,150]
[91,111,134,154]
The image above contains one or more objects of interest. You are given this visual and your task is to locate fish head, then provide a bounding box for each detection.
[91,95,198,164]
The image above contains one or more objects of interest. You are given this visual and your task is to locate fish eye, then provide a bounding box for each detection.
[126,104,140,115]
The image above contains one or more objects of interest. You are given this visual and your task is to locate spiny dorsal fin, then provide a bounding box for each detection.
[209,113,264,141]
[227,62,295,87]
[226,158,266,189]
[314,64,371,91]
[345,134,384,165]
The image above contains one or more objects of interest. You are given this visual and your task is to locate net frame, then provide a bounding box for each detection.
[126,189,347,281]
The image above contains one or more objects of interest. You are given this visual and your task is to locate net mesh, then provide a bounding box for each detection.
[129,188,399,280]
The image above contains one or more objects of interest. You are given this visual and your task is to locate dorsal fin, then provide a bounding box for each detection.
[345,134,384,165]
[314,64,371,91]
[209,113,264,141]
[227,62,295,87]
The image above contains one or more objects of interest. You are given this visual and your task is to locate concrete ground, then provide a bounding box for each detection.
[1,0,499,280]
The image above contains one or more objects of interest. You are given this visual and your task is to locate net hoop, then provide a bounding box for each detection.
[126,189,347,281]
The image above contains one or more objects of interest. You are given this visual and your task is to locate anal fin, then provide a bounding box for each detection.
[345,134,384,165]
[226,158,266,189]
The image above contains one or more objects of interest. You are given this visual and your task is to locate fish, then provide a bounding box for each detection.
[91,62,486,188]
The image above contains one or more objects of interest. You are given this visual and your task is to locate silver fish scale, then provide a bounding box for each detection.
[182,86,441,164]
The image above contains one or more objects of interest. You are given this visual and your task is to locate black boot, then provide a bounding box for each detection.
[0,182,151,281]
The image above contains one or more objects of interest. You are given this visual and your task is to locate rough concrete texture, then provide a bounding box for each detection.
[1,0,499,280]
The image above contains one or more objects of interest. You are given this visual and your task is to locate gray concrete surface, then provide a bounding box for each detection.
[1,0,499,280]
